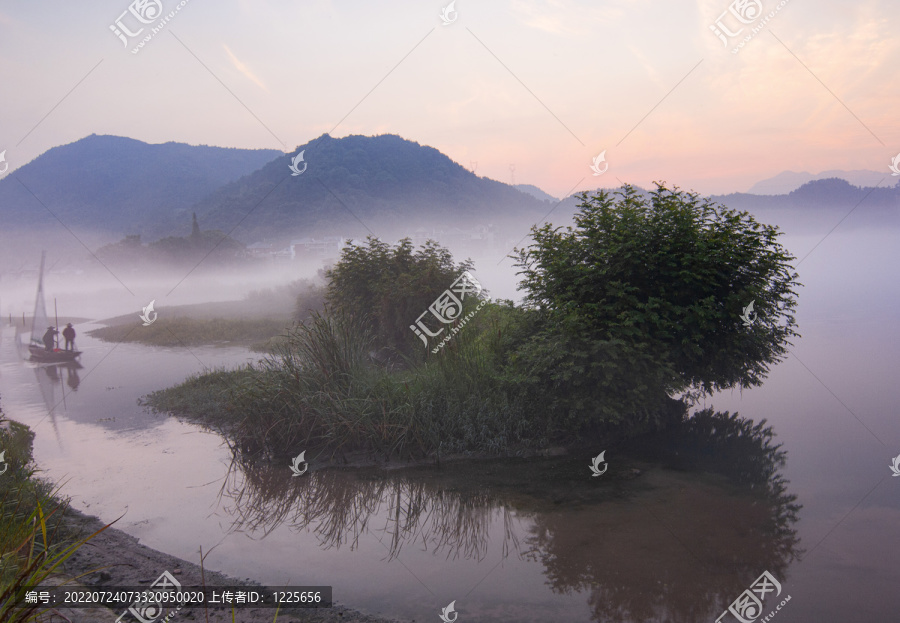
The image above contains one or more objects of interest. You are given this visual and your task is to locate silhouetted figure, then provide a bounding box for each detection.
[42,326,58,351]
[62,323,76,351]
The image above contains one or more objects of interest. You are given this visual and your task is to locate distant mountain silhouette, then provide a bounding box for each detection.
[747,169,892,194]
[0,135,281,237]
[189,133,551,242]
[713,177,900,212]
[515,184,558,203]
[4,133,893,257]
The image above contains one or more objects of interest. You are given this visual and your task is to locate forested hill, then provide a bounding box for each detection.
[187,133,552,241]
[0,134,281,237]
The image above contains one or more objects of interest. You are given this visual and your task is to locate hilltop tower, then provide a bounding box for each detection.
[190,212,201,244]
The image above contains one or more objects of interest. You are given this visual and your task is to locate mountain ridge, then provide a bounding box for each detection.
[0,134,282,238]
[187,133,552,242]
[747,169,892,194]
[2,134,897,251]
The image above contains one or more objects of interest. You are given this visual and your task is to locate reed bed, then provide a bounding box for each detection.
[146,307,550,462]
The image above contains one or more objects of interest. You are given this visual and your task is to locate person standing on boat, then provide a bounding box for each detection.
[42,326,58,351]
[62,323,76,351]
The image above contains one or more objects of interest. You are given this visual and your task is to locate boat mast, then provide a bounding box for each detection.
[54,298,59,350]
[32,251,46,340]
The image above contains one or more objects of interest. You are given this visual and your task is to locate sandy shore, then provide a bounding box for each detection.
[48,508,405,623]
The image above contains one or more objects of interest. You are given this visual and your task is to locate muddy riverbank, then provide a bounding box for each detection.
[57,508,404,623]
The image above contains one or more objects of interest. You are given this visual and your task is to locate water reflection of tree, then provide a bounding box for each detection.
[219,460,520,563]
[220,409,800,623]
[527,409,802,623]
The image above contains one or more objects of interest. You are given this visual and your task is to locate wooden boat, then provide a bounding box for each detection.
[27,252,81,363]
[28,343,81,363]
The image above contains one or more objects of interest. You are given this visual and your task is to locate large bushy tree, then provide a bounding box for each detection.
[511,184,800,431]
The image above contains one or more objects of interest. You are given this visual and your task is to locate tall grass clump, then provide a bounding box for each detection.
[0,402,109,622]
[195,305,547,462]
[230,310,421,459]
[403,304,549,456]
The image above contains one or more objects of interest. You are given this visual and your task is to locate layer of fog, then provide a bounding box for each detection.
[1,202,896,326]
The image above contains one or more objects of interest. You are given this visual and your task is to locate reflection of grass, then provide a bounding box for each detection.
[89,316,293,351]
[0,408,109,622]
[218,458,506,562]
[210,417,801,623]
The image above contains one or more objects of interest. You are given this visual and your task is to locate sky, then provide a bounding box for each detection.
[0,0,897,197]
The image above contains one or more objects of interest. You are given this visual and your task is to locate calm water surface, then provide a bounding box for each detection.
[0,224,897,622]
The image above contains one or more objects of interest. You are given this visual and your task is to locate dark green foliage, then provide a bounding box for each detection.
[325,237,475,359]
[151,185,803,456]
[512,184,801,430]
[146,310,546,461]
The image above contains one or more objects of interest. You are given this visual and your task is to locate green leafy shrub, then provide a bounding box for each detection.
[325,237,477,359]
[512,184,801,432]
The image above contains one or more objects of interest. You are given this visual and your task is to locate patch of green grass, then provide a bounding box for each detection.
[141,365,258,434]
[248,333,293,353]
[89,316,293,349]
[145,309,551,462]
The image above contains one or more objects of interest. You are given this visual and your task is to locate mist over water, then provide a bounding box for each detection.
[0,219,533,322]
[707,210,900,621]
[1,0,897,618]
[0,202,898,622]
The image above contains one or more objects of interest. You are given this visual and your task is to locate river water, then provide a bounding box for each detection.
[0,222,898,622]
